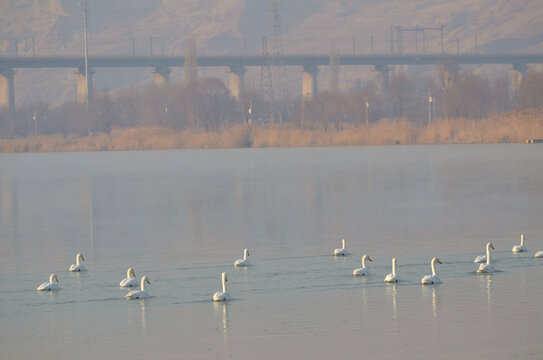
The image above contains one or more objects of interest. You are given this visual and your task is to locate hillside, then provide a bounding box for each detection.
[1,0,543,106]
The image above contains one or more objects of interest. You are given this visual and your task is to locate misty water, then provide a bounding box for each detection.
[1,144,542,359]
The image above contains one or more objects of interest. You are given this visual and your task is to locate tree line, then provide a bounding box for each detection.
[1,63,543,138]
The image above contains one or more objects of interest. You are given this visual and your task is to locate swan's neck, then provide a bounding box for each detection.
[342,239,346,250]
[362,255,367,268]
[243,249,248,260]
[49,274,55,283]
[431,258,437,276]
[392,258,397,275]
[76,254,82,265]
[221,273,227,293]
[127,268,133,278]
[486,244,492,265]
[520,234,524,246]
[140,277,146,291]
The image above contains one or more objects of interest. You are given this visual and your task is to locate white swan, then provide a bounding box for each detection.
[421,257,442,285]
[126,276,151,300]
[512,233,528,252]
[69,253,87,272]
[535,251,543,258]
[477,242,495,274]
[474,241,494,263]
[234,248,251,267]
[353,254,372,276]
[333,238,350,256]
[37,273,60,291]
[384,257,400,283]
[213,272,231,302]
[120,268,137,287]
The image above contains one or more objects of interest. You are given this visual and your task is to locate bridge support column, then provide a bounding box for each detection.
[373,64,390,93]
[302,65,318,99]
[0,68,16,112]
[228,66,246,101]
[153,66,171,86]
[510,63,528,98]
[76,67,95,105]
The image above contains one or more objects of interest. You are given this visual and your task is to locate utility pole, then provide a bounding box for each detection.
[81,1,90,112]
[440,25,445,54]
[390,26,394,55]
[456,37,460,55]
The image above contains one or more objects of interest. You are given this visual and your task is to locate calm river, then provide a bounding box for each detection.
[1,144,542,359]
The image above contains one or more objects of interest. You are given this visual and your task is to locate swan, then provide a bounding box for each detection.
[535,251,543,258]
[37,273,60,291]
[384,257,400,283]
[333,238,350,256]
[421,257,442,285]
[477,243,495,274]
[69,253,87,272]
[474,242,493,263]
[213,272,231,302]
[512,233,528,252]
[126,276,151,300]
[353,254,372,276]
[120,268,137,287]
[234,248,251,267]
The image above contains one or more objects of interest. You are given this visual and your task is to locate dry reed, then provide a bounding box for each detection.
[1,109,542,153]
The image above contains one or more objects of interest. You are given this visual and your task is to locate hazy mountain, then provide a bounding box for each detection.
[1,0,542,106]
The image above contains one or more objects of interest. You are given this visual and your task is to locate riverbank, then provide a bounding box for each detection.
[1,109,542,153]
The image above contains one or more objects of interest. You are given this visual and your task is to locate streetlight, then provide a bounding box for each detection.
[428,91,433,125]
[365,99,369,126]
[33,111,37,136]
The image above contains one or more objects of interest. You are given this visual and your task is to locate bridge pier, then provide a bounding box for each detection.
[302,65,318,99]
[153,66,171,86]
[510,63,528,98]
[0,67,15,111]
[373,64,390,93]
[76,67,95,105]
[228,65,246,101]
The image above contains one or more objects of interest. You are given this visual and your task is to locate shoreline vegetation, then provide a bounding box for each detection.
[1,109,542,153]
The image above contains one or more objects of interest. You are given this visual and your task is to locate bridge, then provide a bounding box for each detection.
[1,53,542,111]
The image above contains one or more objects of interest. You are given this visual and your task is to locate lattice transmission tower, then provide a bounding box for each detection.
[260,0,288,123]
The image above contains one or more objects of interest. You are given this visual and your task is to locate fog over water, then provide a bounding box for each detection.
[1,144,542,359]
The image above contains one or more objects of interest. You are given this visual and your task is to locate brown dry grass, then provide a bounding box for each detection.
[1,109,542,153]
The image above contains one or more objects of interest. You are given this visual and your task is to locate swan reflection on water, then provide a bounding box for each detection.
[213,302,229,344]
[421,285,440,322]
[140,300,147,334]
[479,275,492,312]
[385,284,398,322]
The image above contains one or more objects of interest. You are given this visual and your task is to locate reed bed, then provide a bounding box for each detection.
[1,110,542,153]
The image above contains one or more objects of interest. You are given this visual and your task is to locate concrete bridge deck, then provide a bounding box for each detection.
[1,53,542,110]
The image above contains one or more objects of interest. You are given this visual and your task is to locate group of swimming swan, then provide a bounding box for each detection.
[36,248,252,302]
[37,235,541,299]
[335,235,542,284]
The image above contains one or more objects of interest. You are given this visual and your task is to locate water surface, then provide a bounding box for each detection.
[1,144,542,359]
